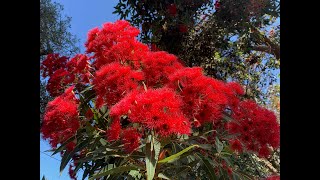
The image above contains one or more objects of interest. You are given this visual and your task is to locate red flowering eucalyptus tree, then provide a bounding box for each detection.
[41,20,279,180]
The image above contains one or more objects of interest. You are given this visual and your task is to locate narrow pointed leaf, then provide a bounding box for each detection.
[146,136,161,180]
[158,173,170,180]
[51,135,78,155]
[158,145,198,164]
[88,165,141,180]
[60,139,90,173]
[196,153,217,180]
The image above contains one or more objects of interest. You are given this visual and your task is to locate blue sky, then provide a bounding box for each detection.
[40,1,119,179]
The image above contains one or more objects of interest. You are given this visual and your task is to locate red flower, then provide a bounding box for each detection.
[41,87,79,149]
[66,141,76,152]
[214,1,221,10]
[106,119,122,142]
[41,53,68,77]
[167,67,233,126]
[178,24,188,33]
[121,128,141,153]
[230,139,243,153]
[66,54,92,84]
[93,62,144,108]
[68,162,77,180]
[227,167,233,175]
[227,100,280,157]
[85,108,94,119]
[110,88,191,137]
[85,21,140,53]
[258,145,271,158]
[193,118,201,128]
[167,4,177,16]
[141,51,183,87]
[46,69,74,96]
[150,43,161,52]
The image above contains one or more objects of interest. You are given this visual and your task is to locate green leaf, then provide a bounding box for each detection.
[171,160,200,178]
[82,169,89,180]
[196,153,217,180]
[60,139,90,173]
[72,161,83,176]
[197,144,213,151]
[158,145,199,164]
[146,135,161,180]
[51,135,77,155]
[89,165,141,180]
[158,173,170,180]
[129,170,142,180]
[80,85,93,94]
[233,170,254,180]
[99,138,107,146]
[215,137,224,153]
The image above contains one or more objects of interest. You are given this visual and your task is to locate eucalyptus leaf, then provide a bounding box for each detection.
[158,145,198,164]
[89,165,141,180]
[60,139,90,173]
[196,153,217,180]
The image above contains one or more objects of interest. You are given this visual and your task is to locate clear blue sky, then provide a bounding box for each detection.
[40,1,119,179]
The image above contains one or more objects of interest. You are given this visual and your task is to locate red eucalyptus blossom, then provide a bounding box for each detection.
[110,88,191,137]
[178,24,188,33]
[167,4,177,16]
[167,67,241,126]
[121,128,141,153]
[67,54,91,84]
[68,162,77,180]
[41,87,79,149]
[93,62,144,108]
[106,119,122,142]
[141,51,183,87]
[227,100,280,158]
[41,53,68,77]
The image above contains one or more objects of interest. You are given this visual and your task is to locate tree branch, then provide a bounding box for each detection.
[250,25,280,59]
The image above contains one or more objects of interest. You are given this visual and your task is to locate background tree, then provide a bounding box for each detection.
[40,0,79,56]
[40,0,79,126]
[113,0,280,177]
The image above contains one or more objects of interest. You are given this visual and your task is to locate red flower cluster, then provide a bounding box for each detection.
[214,0,221,11]
[121,128,141,153]
[85,20,142,69]
[142,51,183,87]
[46,69,74,96]
[110,88,191,138]
[41,20,279,157]
[106,119,121,142]
[167,67,243,127]
[94,62,144,108]
[227,100,280,158]
[41,53,91,96]
[167,4,177,16]
[41,53,68,77]
[67,54,91,84]
[41,87,80,149]
[178,24,188,33]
